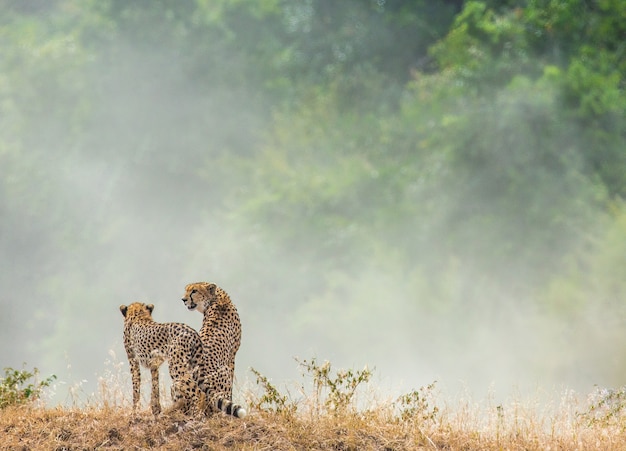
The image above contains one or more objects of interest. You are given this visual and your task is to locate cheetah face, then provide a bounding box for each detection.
[182,288,198,310]
[182,282,217,314]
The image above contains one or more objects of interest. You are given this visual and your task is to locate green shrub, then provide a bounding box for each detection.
[580,386,626,428]
[0,366,57,409]
[250,367,296,415]
[251,358,373,415]
[396,381,439,423]
[297,358,373,414]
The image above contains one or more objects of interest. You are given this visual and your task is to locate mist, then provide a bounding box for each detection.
[1,1,625,408]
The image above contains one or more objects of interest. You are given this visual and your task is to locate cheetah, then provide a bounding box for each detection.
[181,282,241,413]
[119,302,245,418]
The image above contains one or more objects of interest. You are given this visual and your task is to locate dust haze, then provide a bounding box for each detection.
[0,1,622,407]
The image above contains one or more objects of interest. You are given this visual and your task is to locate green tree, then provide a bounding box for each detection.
[429,0,626,196]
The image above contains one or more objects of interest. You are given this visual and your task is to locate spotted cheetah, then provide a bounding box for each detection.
[120,302,245,418]
[181,282,241,413]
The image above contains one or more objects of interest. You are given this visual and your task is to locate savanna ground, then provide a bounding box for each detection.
[2,359,626,450]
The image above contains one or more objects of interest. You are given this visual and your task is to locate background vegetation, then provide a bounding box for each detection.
[0,0,625,403]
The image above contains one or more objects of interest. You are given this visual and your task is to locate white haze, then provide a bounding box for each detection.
[0,4,620,409]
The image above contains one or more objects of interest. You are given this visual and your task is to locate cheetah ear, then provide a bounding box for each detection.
[120,305,128,317]
[147,304,154,313]
[207,283,217,295]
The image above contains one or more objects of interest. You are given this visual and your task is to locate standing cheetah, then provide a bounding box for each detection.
[120,302,245,417]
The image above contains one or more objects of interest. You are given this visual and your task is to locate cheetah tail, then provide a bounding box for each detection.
[216,398,247,418]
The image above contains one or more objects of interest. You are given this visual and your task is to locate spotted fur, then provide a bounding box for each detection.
[181,282,242,414]
[119,302,245,418]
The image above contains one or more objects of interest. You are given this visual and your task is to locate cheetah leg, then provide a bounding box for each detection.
[202,366,245,418]
[149,365,161,416]
[167,357,201,414]
[129,358,141,413]
[216,365,233,400]
[226,363,235,400]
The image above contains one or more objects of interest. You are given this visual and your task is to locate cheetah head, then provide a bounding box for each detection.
[120,302,155,319]
[181,282,218,314]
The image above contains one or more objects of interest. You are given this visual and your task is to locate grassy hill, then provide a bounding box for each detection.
[2,361,626,450]
[2,399,625,450]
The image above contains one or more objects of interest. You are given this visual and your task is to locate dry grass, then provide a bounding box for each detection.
[3,358,626,450]
[1,395,626,450]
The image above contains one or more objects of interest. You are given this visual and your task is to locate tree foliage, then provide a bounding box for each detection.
[1,0,625,390]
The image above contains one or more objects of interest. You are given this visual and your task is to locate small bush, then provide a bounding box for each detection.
[580,385,626,427]
[0,366,57,409]
[250,367,296,415]
[396,381,439,423]
[251,358,373,416]
[297,358,372,414]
